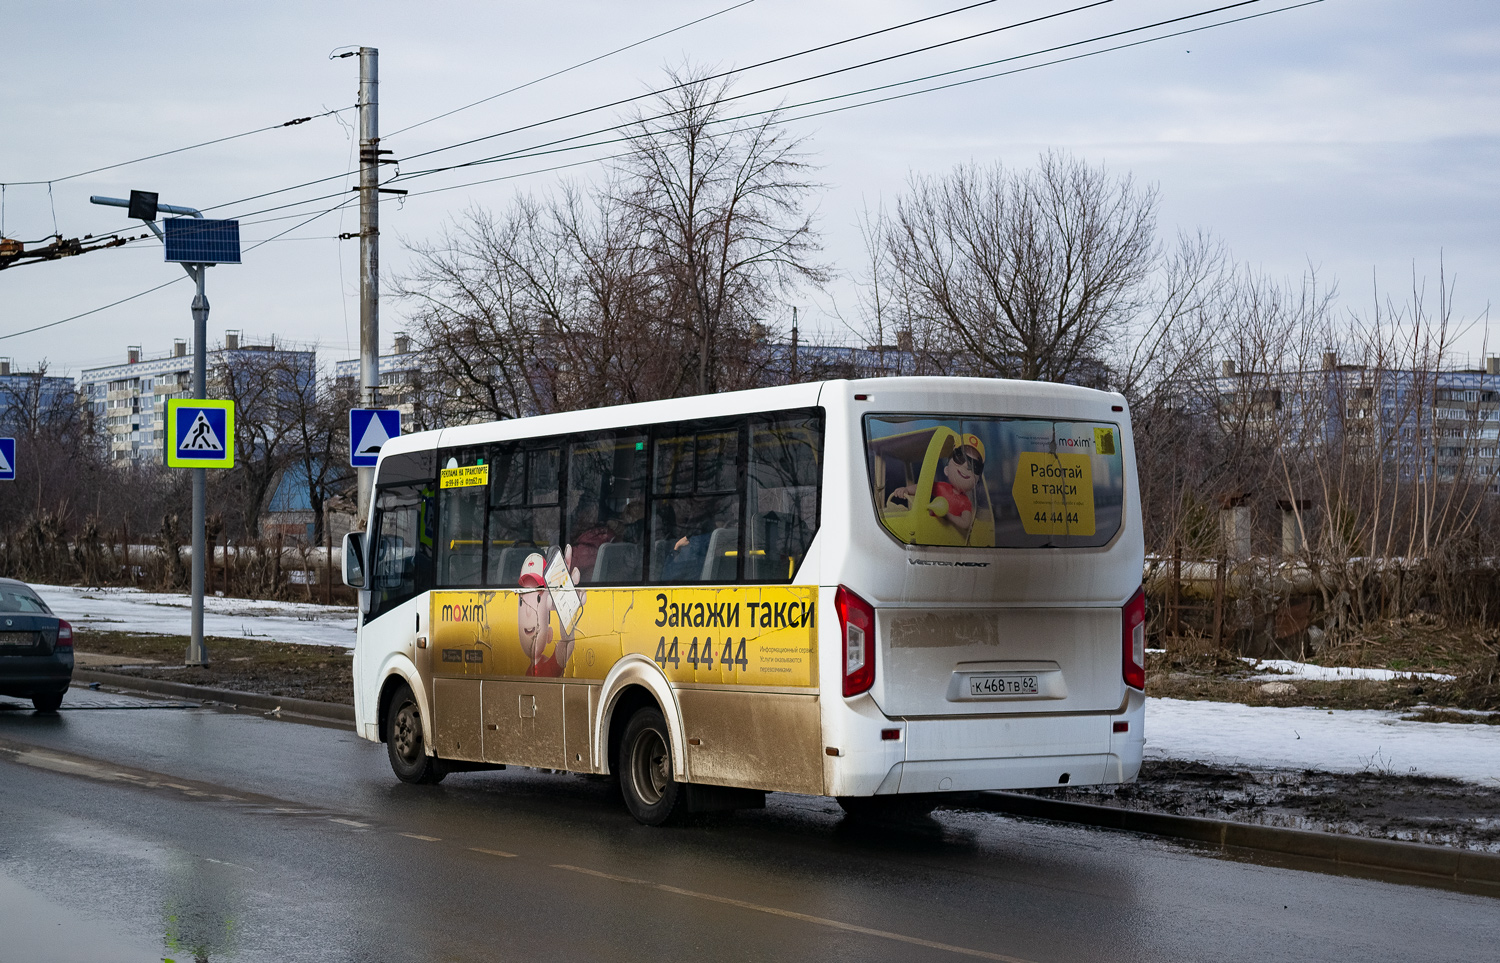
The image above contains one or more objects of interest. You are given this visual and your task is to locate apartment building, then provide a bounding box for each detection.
[1216,354,1500,491]
[332,332,426,428]
[78,332,316,464]
[0,358,77,434]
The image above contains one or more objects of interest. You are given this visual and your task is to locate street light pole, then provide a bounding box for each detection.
[189,268,209,665]
[89,193,215,666]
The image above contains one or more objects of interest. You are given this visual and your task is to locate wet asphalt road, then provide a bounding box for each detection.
[0,688,1496,963]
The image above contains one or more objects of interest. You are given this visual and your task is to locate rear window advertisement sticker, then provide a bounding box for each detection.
[865,416,1124,549]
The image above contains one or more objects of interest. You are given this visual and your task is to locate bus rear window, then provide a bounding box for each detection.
[865,415,1124,549]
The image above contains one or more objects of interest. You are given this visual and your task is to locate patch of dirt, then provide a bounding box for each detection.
[1026,759,1500,851]
[76,630,353,705]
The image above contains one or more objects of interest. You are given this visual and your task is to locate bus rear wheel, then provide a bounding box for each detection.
[618,707,686,825]
[385,683,446,785]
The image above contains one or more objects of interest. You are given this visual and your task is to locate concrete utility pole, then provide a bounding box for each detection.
[356,45,381,521]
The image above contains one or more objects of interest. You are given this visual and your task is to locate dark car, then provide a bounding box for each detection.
[0,578,73,712]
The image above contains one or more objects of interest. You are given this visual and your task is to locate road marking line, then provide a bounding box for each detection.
[469,847,518,858]
[551,864,1037,962]
[330,817,370,828]
[399,832,442,842]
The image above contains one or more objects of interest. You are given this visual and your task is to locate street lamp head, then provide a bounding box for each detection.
[127,190,159,222]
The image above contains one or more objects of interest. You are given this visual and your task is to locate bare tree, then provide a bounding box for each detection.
[400,67,827,418]
[278,366,356,544]
[212,349,313,535]
[614,64,828,396]
[869,152,1159,384]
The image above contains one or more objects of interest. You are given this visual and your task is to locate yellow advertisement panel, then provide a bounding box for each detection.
[440,464,490,489]
[1011,452,1095,536]
[428,585,818,688]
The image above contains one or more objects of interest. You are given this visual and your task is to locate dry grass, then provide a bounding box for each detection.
[77,630,354,705]
[1150,614,1500,712]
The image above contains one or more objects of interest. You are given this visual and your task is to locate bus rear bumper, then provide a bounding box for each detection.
[827,692,1145,797]
[880,753,1128,794]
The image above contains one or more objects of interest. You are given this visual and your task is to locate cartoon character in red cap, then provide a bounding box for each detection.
[929,433,985,536]
[895,432,986,537]
[516,546,586,677]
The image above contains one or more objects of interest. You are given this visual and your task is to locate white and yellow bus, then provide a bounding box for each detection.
[343,377,1145,824]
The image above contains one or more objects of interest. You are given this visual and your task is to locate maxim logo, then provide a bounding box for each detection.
[441,602,487,623]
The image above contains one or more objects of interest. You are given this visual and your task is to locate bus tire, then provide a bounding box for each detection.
[385,682,446,785]
[618,707,685,826]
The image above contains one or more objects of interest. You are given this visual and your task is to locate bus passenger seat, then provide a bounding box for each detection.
[492,546,532,586]
[446,550,483,586]
[592,542,641,583]
[701,527,739,581]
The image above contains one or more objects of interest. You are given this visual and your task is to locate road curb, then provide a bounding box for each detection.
[974,791,1500,887]
[72,669,354,725]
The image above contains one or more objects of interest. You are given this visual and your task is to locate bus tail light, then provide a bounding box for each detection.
[55,620,74,649]
[836,585,875,697]
[1122,587,1145,690]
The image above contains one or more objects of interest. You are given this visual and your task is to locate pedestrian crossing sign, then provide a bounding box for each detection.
[349,408,402,468]
[0,437,14,482]
[166,399,235,468]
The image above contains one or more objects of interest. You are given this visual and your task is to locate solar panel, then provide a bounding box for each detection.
[163,217,241,264]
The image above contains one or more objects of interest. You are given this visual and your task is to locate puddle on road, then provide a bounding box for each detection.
[0,869,162,962]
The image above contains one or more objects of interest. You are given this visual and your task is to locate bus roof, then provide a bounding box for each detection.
[378,376,1125,458]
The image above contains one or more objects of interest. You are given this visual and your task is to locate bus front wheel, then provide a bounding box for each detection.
[385,683,446,785]
[618,707,686,825]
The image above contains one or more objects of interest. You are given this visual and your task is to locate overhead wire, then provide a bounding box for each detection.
[152,0,1038,220]
[392,0,1084,166]
[205,0,1278,212]
[388,0,1306,185]
[384,0,759,139]
[772,0,1329,125]
[0,106,354,187]
[0,195,358,343]
[18,0,1316,236]
[3,0,1322,341]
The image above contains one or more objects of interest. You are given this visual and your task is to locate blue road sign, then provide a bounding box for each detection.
[350,409,402,467]
[0,438,15,482]
[164,217,241,264]
[166,400,235,468]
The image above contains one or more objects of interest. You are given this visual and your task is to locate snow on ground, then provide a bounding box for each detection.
[1242,657,1455,683]
[32,584,357,649]
[1146,697,1500,786]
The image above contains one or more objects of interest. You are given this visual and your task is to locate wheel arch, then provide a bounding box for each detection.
[375,655,429,750]
[596,655,685,780]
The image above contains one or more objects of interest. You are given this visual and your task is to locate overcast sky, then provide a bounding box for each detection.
[2,0,1496,377]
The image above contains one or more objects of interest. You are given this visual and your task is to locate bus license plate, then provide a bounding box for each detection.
[968,673,1039,697]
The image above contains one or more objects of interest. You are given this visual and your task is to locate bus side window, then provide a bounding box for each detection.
[437,447,487,587]
[369,485,435,620]
[566,432,647,584]
[486,445,562,588]
[649,420,742,584]
[745,411,823,581]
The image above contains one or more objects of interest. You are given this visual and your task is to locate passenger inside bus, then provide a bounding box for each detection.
[657,499,737,582]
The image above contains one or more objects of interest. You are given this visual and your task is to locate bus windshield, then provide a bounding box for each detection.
[865,414,1125,549]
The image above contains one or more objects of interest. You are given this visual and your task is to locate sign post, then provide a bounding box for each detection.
[90,191,240,667]
[0,438,15,482]
[349,408,402,468]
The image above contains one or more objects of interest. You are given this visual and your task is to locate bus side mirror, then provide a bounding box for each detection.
[343,531,366,588]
